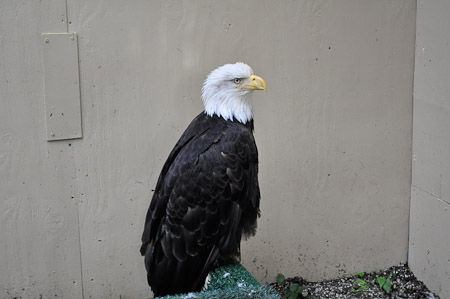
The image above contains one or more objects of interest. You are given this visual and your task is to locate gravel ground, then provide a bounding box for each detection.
[269,264,439,299]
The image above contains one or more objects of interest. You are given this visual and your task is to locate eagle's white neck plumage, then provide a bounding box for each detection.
[202,89,253,124]
[201,62,254,124]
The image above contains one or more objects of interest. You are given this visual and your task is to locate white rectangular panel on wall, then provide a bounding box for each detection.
[42,32,82,141]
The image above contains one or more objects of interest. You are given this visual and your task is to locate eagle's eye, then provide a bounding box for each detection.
[233,78,241,84]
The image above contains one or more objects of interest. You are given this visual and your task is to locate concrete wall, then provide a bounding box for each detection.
[409,0,450,297]
[0,0,416,298]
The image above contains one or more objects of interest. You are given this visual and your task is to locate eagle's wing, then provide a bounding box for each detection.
[141,113,260,296]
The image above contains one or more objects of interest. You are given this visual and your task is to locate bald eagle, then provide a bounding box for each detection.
[140,62,267,296]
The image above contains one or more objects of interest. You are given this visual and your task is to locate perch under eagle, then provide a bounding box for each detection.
[140,62,267,296]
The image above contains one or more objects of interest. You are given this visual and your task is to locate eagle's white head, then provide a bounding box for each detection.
[201,62,267,124]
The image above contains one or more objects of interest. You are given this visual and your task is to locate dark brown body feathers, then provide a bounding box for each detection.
[141,112,260,296]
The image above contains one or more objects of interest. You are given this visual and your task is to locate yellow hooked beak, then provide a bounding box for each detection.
[245,75,267,94]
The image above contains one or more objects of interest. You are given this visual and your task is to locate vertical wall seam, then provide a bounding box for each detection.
[64,0,84,297]
[407,0,419,265]
[64,0,69,33]
[76,198,85,299]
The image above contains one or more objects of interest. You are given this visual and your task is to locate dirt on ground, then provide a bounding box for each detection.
[269,264,439,299]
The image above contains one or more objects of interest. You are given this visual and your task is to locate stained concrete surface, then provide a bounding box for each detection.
[0,1,416,297]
